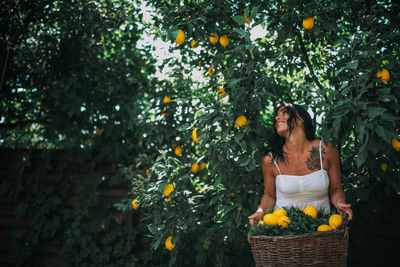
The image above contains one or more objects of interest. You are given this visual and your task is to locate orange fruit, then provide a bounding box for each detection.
[174,146,182,156]
[329,214,342,229]
[192,128,202,143]
[131,199,139,210]
[163,184,174,197]
[263,213,279,226]
[163,96,171,103]
[219,35,229,47]
[190,40,198,48]
[165,197,171,203]
[302,17,315,30]
[200,162,207,170]
[277,216,291,228]
[207,66,215,76]
[303,206,317,219]
[392,138,400,151]
[377,68,390,83]
[217,88,226,97]
[317,224,330,231]
[209,32,219,44]
[174,30,185,45]
[235,115,248,128]
[191,163,199,173]
[165,236,175,251]
[273,208,287,218]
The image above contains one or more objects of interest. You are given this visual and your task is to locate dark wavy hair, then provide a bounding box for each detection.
[270,103,315,163]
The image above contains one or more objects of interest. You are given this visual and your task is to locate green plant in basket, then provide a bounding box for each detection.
[249,206,340,236]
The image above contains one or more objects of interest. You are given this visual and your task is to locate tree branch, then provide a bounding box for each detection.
[294,30,329,103]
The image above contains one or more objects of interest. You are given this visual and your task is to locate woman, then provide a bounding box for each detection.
[248,103,353,225]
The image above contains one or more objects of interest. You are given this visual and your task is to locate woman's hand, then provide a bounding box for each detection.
[335,202,353,221]
[248,212,264,225]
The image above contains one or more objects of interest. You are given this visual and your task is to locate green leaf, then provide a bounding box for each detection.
[232,16,246,25]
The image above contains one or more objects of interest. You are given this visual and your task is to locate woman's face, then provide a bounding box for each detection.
[274,106,290,136]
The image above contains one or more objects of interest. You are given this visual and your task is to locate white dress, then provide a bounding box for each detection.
[270,140,331,214]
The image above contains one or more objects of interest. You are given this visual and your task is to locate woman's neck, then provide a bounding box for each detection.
[284,128,310,155]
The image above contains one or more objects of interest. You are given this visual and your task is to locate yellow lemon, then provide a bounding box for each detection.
[191,163,199,173]
[235,115,248,128]
[161,108,167,116]
[131,199,139,210]
[163,184,174,197]
[219,35,229,47]
[243,14,250,24]
[263,213,279,226]
[165,236,175,251]
[209,32,219,44]
[207,66,215,76]
[277,216,291,228]
[217,88,226,98]
[381,162,388,172]
[329,214,342,229]
[192,128,202,143]
[302,17,315,30]
[174,30,185,45]
[200,162,207,170]
[238,207,242,211]
[392,138,400,151]
[377,68,390,83]
[190,40,198,48]
[163,96,171,103]
[165,197,171,202]
[174,146,182,156]
[317,224,330,232]
[273,208,288,218]
[146,169,152,177]
[303,206,317,219]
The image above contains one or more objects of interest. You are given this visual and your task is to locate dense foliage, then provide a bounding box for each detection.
[1,0,399,266]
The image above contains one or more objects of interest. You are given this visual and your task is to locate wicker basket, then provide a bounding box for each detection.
[248,220,349,267]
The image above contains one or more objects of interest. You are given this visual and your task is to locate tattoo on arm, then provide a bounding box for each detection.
[306,146,326,170]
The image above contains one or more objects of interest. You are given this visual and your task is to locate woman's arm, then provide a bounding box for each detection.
[326,142,353,221]
[248,154,277,225]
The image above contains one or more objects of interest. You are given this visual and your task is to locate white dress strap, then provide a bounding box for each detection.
[319,140,323,169]
[269,152,282,175]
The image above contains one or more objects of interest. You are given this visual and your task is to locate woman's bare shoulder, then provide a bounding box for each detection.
[261,153,274,166]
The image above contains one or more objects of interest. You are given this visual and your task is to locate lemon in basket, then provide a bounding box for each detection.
[317,224,330,231]
[263,214,279,226]
[273,208,287,218]
[328,214,342,229]
[277,216,291,229]
[303,206,317,219]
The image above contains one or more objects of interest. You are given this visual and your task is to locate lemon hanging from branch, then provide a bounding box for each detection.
[192,128,202,143]
[165,236,175,251]
[235,115,248,128]
[174,29,185,45]
[377,68,390,83]
[209,32,219,44]
[191,163,199,173]
[163,184,174,197]
[392,138,400,151]
[302,17,315,30]
[219,35,229,47]
[190,40,198,48]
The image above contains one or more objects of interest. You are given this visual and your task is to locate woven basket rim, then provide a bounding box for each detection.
[248,225,349,241]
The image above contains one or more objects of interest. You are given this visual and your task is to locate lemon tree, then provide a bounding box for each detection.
[133,0,399,266]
